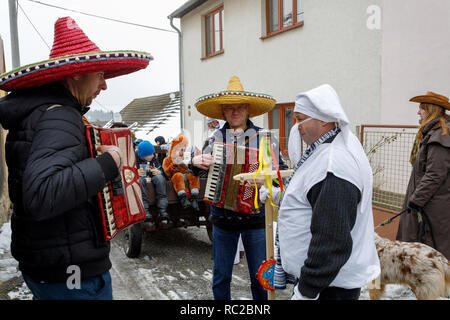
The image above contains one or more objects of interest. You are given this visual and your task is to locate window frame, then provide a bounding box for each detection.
[264,0,304,38]
[203,5,224,59]
[268,103,295,155]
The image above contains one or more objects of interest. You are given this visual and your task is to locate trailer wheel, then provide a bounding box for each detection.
[124,223,142,258]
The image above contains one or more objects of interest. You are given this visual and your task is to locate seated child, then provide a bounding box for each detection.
[137,140,170,224]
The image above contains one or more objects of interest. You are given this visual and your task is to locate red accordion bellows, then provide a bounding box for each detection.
[86,126,146,241]
[204,142,260,214]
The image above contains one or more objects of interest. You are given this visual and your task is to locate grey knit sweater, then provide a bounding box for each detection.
[298,171,361,298]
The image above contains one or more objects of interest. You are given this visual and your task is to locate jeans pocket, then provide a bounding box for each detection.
[83,273,112,299]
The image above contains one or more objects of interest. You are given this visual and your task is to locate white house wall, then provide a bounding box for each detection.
[181,0,382,148]
[380,0,450,125]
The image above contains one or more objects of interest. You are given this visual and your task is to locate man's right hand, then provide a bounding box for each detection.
[192,154,213,170]
[97,145,123,170]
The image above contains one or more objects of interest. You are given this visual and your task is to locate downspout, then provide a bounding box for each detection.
[168,15,184,130]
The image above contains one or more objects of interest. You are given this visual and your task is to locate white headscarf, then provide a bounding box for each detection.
[294,84,349,126]
[288,123,302,166]
[289,83,372,197]
[288,84,354,165]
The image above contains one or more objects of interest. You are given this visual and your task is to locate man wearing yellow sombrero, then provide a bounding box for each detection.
[192,76,288,300]
[0,17,151,300]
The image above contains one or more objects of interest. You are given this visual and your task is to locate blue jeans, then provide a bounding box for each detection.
[212,225,267,300]
[23,272,113,300]
[140,175,168,213]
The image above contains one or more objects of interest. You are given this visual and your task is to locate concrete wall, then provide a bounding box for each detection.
[380,0,450,125]
[180,0,382,145]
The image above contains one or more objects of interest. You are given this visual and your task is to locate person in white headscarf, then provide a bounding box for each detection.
[277,84,380,300]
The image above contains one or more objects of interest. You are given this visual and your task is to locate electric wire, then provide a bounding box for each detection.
[17,1,51,49]
[24,0,177,33]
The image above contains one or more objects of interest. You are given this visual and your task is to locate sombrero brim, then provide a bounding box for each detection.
[410,96,450,111]
[0,50,152,92]
[195,91,276,120]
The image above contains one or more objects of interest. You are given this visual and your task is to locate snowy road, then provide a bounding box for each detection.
[109,225,292,300]
[1,222,446,300]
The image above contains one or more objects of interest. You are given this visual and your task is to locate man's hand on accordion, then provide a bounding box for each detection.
[97,145,123,170]
[192,154,214,170]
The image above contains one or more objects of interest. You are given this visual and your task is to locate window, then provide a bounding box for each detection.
[266,0,303,36]
[268,103,294,155]
[204,6,224,58]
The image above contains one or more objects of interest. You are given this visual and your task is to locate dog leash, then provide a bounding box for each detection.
[374,209,408,230]
[375,208,439,251]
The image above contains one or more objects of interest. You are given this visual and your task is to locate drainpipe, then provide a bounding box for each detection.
[9,0,21,68]
[168,15,184,130]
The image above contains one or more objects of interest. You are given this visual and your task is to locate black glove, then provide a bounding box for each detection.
[407,201,423,213]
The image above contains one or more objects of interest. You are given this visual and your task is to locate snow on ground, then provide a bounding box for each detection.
[0,222,20,283]
[0,221,12,255]
[0,221,447,300]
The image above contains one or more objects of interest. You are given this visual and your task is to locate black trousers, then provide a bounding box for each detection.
[318,287,361,300]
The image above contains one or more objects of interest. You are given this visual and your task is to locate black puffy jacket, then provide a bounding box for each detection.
[0,82,118,282]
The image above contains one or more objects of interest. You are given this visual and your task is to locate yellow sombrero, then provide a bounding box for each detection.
[195,76,276,120]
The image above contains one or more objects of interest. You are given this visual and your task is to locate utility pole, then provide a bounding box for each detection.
[9,0,21,68]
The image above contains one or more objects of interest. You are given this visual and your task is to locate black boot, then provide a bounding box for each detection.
[156,197,170,224]
[158,209,170,224]
[191,196,200,212]
[144,208,153,223]
[190,188,200,212]
[143,209,155,229]
[179,193,192,210]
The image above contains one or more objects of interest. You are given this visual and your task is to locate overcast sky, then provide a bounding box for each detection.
[0,0,187,113]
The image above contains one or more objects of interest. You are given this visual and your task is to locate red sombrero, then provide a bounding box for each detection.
[0,17,153,92]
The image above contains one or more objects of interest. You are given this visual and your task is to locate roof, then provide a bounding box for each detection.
[120,91,180,133]
[168,0,208,18]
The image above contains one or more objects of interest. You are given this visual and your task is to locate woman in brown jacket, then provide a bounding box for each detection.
[397,91,450,259]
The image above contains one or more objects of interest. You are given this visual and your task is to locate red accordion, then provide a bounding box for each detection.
[204,142,260,214]
[85,125,146,241]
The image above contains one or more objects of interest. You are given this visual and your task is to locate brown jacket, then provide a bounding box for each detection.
[397,118,450,259]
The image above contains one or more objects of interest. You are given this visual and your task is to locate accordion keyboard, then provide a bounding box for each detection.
[205,143,227,203]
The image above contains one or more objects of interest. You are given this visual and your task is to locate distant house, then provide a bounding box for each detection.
[120,91,181,135]
[169,0,450,153]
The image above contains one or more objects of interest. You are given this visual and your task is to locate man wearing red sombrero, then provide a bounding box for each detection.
[0,17,151,300]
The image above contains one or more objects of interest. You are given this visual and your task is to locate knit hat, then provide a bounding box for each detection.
[154,136,166,145]
[133,138,143,147]
[0,17,152,91]
[137,140,155,157]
